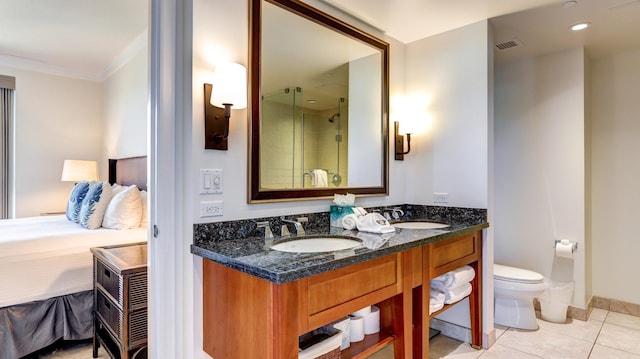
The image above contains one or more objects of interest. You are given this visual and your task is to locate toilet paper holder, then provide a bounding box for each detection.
[554,239,577,253]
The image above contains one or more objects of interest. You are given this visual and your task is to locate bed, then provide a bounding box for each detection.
[0,156,148,359]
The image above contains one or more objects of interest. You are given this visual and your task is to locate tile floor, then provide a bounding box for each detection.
[370,308,640,359]
[35,308,640,359]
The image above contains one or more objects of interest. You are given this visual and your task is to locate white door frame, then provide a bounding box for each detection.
[148,0,193,357]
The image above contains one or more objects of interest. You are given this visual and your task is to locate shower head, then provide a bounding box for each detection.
[328,113,339,123]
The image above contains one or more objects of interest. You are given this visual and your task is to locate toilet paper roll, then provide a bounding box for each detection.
[349,316,365,342]
[364,305,380,334]
[351,306,371,317]
[555,240,574,259]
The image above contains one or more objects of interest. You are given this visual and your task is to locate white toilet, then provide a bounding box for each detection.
[494,264,545,330]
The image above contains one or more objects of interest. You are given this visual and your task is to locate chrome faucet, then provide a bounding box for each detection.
[256,221,273,250]
[281,217,307,235]
[256,221,273,239]
[391,207,404,220]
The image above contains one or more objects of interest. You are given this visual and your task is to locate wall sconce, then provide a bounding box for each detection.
[61,159,99,182]
[204,62,247,150]
[394,121,412,160]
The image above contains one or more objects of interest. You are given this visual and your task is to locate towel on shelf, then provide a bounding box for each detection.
[430,288,445,302]
[310,169,328,187]
[429,298,444,314]
[441,282,472,304]
[356,213,395,234]
[430,265,475,291]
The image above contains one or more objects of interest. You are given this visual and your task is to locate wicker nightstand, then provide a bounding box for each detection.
[91,242,148,359]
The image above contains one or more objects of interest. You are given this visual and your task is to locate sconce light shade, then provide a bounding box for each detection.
[61,160,98,182]
[210,62,247,110]
[205,63,247,151]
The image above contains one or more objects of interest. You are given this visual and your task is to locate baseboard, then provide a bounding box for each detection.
[591,295,640,317]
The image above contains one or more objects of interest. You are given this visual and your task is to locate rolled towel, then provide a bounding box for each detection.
[342,214,359,230]
[431,265,475,290]
[442,282,472,304]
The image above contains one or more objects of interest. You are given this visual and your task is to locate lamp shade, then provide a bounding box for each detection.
[210,62,247,109]
[61,160,98,182]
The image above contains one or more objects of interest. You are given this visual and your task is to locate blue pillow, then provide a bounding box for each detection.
[66,181,91,222]
[79,181,113,229]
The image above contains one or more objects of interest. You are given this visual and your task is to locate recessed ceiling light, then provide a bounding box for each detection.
[570,22,590,31]
[561,0,577,8]
[307,99,317,104]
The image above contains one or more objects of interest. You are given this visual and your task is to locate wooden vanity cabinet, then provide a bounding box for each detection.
[202,230,483,359]
[203,252,413,359]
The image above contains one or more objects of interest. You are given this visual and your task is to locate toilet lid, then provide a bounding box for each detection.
[494,264,544,284]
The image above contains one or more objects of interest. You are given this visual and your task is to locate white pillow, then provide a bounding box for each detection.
[102,185,142,229]
[79,181,113,229]
[139,190,148,228]
[66,181,91,223]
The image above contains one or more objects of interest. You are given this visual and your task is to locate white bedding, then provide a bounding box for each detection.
[0,215,147,308]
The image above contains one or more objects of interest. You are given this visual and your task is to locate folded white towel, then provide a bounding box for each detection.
[431,265,475,290]
[310,169,328,187]
[430,288,445,301]
[356,213,395,234]
[429,298,444,314]
[441,282,472,304]
[342,214,359,230]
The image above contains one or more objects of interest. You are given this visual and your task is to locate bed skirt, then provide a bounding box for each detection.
[0,290,93,359]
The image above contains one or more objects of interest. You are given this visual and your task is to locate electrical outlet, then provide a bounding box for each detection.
[433,192,449,203]
[200,201,223,217]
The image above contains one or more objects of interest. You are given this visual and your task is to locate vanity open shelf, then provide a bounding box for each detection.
[200,229,483,358]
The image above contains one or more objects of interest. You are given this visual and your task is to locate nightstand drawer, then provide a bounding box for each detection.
[97,260,122,304]
[97,290,122,340]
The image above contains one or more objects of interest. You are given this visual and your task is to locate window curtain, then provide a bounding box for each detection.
[0,75,15,219]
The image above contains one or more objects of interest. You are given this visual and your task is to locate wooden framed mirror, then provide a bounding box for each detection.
[249,0,389,202]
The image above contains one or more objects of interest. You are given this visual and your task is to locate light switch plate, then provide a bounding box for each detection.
[200,169,223,194]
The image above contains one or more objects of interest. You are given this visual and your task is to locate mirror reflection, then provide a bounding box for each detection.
[250,0,389,201]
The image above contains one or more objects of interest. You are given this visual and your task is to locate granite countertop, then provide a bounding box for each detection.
[191,212,489,284]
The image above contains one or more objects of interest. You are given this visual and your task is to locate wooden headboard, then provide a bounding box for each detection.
[108,156,147,191]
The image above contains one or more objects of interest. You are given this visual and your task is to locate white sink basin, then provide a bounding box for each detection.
[271,238,361,253]
[393,221,450,230]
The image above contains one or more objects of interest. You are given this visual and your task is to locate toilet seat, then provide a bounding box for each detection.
[494,264,543,284]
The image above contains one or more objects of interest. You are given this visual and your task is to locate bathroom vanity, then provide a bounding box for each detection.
[192,208,488,359]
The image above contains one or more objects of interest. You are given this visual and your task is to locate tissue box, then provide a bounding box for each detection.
[330,205,356,228]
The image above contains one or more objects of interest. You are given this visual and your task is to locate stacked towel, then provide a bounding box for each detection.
[430,265,475,308]
[430,265,475,291]
[430,288,445,314]
[310,169,328,187]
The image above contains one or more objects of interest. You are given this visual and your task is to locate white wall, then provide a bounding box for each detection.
[591,49,640,304]
[403,20,492,339]
[494,48,587,308]
[102,45,149,163]
[403,21,489,209]
[0,66,103,217]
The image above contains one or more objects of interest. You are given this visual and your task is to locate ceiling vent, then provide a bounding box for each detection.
[495,38,523,51]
